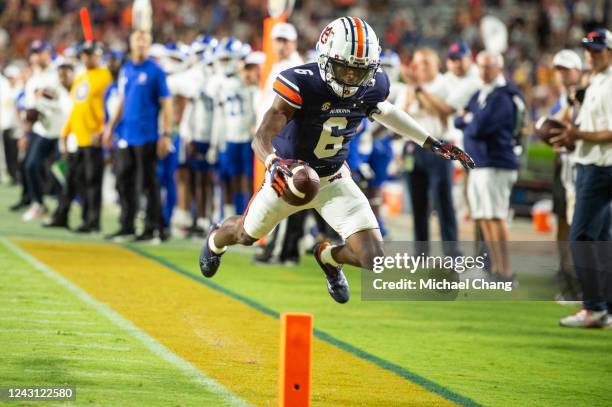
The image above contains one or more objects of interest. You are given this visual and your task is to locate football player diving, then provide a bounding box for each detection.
[199,17,474,303]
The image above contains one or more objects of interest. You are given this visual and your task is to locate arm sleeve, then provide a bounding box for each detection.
[371,100,430,146]
[272,71,302,109]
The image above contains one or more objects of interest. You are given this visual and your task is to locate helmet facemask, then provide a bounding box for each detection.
[321,56,378,98]
[315,17,381,98]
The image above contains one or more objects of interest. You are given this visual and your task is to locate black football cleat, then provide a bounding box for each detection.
[105,228,135,241]
[74,224,100,234]
[9,199,30,212]
[132,230,155,242]
[314,242,350,304]
[199,224,224,278]
[43,218,69,229]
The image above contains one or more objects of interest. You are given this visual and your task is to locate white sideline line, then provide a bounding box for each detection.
[0,298,71,306]
[0,328,116,337]
[0,317,98,326]
[1,308,84,315]
[0,288,57,294]
[1,238,252,407]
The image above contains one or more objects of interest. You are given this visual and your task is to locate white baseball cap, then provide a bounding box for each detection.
[271,23,297,41]
[4,64,20,78]
[244,51,265,66]
[553,49,582,70]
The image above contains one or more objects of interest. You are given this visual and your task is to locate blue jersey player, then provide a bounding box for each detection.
[199,17,474,303]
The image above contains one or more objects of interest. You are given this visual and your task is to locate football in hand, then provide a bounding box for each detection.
[281,162,320,206]
[535,117,566,145]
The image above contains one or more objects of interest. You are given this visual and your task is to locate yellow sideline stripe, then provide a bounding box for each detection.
[15,240,453,406]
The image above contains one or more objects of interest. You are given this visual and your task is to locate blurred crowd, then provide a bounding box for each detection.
[0,0,609,117]
[0,0,611,327]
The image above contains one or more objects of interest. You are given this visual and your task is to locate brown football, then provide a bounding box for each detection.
[282,162,320,206]
[535,117,566,145]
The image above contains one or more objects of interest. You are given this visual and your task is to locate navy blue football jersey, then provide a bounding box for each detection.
[271,62,390,177]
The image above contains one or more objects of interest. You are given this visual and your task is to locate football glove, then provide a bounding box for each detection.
[431,141,475,170]
[266,155,304,197]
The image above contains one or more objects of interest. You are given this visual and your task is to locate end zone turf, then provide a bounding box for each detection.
[12,239,456,406]
[0,239,246,406]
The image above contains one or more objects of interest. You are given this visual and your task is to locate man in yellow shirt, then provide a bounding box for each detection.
[61,41,112,233]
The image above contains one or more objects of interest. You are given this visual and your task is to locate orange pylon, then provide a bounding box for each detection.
[278,312,313,407]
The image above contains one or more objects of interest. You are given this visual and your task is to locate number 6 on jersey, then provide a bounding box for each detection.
[314,117,348,159]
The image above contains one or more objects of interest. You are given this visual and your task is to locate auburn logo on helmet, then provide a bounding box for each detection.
[320,26,333,44]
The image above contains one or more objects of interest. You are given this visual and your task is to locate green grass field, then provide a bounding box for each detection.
[0,184,610,406]
[0,241,242,406]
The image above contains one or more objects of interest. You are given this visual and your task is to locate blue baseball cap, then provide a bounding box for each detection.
[105,49,124,61]
[29,40,52,54]
[581,29,612,51]
[447,41,470,59]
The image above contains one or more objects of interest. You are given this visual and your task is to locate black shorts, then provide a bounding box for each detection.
[552,161,567,219]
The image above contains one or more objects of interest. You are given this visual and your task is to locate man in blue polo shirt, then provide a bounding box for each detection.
[103,30,173,242]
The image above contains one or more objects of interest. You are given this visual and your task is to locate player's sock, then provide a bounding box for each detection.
[208,232,227,255]
[321,245,339,267]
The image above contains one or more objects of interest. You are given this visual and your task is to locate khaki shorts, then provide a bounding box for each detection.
[467,168,517,220]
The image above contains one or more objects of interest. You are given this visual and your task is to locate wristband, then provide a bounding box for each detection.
[264,153,279,170]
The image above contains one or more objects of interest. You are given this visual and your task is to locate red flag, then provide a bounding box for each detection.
[80,8,94,41]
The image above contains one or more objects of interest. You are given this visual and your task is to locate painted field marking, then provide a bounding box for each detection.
[1,308,82,315]
[0,298,72,306]
[130,245,481,407]
[0,317,98,326]
[0,328,116,337]
[14,239,470,406]
[1,238,251,407]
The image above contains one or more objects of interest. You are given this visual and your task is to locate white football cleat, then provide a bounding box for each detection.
[559,309,609,328]
[22,203,47,222]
